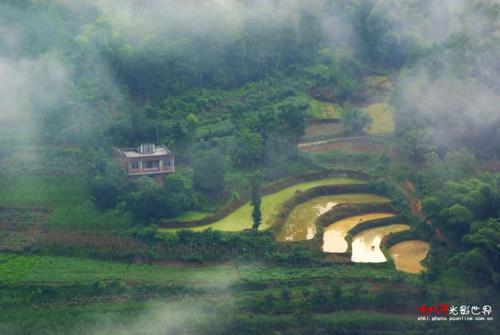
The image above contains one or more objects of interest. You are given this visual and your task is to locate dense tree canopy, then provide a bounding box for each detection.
[128,174,197,223]
[423,173,500,284]
[193,150,226,194]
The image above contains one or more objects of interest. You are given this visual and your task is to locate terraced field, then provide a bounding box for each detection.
[389,240,430,273]
[351,224,410,263]
[363,102,395,134]
[160,177,364,233]
[263,175,431,272]
[160,171,431,274]
[303,122,345,139]
[276,194,391,242]
[322,213,396,253]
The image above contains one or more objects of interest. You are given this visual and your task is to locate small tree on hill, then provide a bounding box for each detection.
[90,176,121,210]
[251,173,263,230]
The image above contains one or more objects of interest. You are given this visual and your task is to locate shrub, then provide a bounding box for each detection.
[129,174,197,223]
[90,177,121,210]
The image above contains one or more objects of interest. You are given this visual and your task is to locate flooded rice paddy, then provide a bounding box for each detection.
[388,240,430,273]
[276,194,391,242]
[351,224,410,263]
[322,213,396,253]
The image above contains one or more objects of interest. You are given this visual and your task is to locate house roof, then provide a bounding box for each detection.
[118,145,171,158]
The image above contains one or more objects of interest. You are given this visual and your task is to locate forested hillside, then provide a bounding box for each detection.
[0,1,499,334]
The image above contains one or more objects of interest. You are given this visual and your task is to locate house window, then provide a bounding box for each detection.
[163,160,171,168]
[143,160,159,169]
[130,161,139,169]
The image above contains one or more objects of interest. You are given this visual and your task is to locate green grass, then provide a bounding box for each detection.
[0,176,88,208]
[307,99,341,119]
[237,263,417,283]
[0,254,239,285]
[48,204,132,232]
[363,102,395,134]
[160,177,365,233]
[174,211,210,222]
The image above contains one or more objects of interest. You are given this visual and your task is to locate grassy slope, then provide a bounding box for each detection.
[0,254,238,285]
[0,253,426,289]
[307,99,341,119]
[363,102,395,134]
[174,211,211,222]
[0,253,434,288]
[0,176,88,208]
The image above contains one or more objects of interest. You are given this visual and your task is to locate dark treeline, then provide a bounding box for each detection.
[1,0,422,147]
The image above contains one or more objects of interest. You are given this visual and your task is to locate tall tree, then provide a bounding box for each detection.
[251,173,263,230]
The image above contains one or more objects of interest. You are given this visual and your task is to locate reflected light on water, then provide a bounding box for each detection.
[351,224,410,263]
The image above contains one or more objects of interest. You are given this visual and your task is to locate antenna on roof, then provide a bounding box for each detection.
[155,122,159,146]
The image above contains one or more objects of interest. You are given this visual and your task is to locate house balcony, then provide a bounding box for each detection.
[127,166,174,176]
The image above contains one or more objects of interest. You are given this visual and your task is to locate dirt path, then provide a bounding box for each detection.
[398,181,424,219]
[297,136,386,153]
[298,136,368,149]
